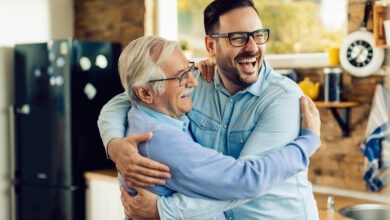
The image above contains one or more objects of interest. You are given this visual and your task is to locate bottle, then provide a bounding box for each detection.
[323,67,343,102]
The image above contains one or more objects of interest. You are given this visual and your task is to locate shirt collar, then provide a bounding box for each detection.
[136,105,190,132]
[212,60,271,97]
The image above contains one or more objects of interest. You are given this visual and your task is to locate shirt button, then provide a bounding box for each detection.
[240,139,244,143]
[201,122,205,127]
[223,124,227,129]
[229,98,233,102]
[228,217,233,220]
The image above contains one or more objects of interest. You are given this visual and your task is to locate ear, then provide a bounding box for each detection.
[133,86,154,104]
[205,35,216,59]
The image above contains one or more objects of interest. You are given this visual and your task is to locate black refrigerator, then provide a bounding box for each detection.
[13,39,122,220]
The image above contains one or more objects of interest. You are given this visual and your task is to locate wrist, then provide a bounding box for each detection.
[107,137,121,161]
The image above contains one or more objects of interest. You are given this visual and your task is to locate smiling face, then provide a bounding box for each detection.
[205,7,266,94]
[150,47,199,118]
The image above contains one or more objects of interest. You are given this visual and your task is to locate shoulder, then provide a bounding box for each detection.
[126,107,162,134]
[250,62,303,110]
[264,71,302,97]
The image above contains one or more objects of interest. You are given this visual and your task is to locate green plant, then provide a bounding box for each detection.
[180,40,191,51]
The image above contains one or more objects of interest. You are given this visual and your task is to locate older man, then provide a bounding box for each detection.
[114,35,320,220]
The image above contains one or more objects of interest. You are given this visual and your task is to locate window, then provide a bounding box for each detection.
[177,0,347,68]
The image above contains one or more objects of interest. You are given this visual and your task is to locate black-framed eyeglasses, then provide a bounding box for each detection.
[147,62,197,87]
[210,29,270,47]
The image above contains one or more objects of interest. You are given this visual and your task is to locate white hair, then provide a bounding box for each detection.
[118,36,179,104]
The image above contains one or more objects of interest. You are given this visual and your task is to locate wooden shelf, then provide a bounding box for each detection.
[314,101,358,108]
[315,101,359,137]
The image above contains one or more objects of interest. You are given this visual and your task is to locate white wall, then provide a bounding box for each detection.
[0,46,14,220]
[0,0,74,46]
[157,0,177,40]
[0,1,74,219]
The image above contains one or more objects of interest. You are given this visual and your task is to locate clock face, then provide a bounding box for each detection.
[346,40,373,67]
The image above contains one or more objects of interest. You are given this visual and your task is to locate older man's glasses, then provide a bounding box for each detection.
[148,62,196,87]
[210,29,270,47]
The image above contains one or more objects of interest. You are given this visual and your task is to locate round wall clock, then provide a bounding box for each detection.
[339,0,384,77]
[339,31,384,77]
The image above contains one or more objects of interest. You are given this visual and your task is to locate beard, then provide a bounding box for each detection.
[215,50,261,89]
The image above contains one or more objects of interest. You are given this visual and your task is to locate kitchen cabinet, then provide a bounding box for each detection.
[84,170,125,220]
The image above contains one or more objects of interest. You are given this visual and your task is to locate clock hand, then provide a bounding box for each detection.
[350,47,364,62]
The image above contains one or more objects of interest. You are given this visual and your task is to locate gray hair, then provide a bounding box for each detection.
[118,36,179,104]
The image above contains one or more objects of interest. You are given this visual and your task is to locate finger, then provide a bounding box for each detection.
[300,96,310,116]
[130,185,143,193]
[305,96,317,113]
[206,61,212,82]
[126,132,153,145]
[126,174,166,187]
[128,164,171,179]
[136,156,170,172]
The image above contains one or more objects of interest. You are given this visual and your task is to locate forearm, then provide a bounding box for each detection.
[155,131,320,219]
[150,128,319,200]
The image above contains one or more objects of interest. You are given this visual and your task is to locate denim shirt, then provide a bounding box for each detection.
[98,60,319,220]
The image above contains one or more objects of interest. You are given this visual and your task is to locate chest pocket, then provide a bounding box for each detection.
[228,130,252,159]
[187,110,220,149]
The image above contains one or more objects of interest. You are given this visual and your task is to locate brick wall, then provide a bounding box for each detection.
[74,0,145,47]
[304,0,390,194]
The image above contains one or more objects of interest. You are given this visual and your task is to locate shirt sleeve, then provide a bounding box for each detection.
[156,129,320,219]
[149,127,320,200]
[97,92,131,155]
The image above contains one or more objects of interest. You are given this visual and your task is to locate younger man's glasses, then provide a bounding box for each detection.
[148,62,196,87]
[210,28,270,47]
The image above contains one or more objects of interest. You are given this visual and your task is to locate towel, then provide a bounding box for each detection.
[360,84,390,192]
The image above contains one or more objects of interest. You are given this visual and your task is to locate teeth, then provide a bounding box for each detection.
[180,88,194,98]
[238,57,257,63]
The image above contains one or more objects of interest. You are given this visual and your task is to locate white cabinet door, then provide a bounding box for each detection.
[86,179,125,220]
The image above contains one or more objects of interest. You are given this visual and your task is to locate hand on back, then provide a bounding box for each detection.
[108,132,171,187]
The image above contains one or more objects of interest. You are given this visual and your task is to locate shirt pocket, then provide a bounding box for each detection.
[228,130,252,159]
[187,110,220,149]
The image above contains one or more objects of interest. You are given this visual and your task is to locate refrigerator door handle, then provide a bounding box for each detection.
[15,104,30,115]
[9,105,16,220]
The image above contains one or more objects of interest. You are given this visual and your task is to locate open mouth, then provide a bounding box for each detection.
[237,57,257,73]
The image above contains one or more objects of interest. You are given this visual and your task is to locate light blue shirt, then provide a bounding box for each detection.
[98,60,319,219]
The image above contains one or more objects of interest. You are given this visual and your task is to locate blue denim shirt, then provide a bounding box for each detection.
[117,105,320,220]
[98,60,319,219]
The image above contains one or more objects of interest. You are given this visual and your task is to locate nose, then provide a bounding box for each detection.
[244,36,259,52]
[185,72,198,88]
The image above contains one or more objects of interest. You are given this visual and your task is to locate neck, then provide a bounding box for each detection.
[217,70,243,95]
[140,102,178,119]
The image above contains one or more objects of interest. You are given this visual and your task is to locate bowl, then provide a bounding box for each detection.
[339,204,390,220]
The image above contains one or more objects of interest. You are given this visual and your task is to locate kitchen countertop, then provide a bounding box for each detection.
[84,169,118,183]
[314,193,385,220]
[85,169,386,219]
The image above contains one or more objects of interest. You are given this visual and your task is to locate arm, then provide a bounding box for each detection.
[148,127,319,200]
[97,93,170,186]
